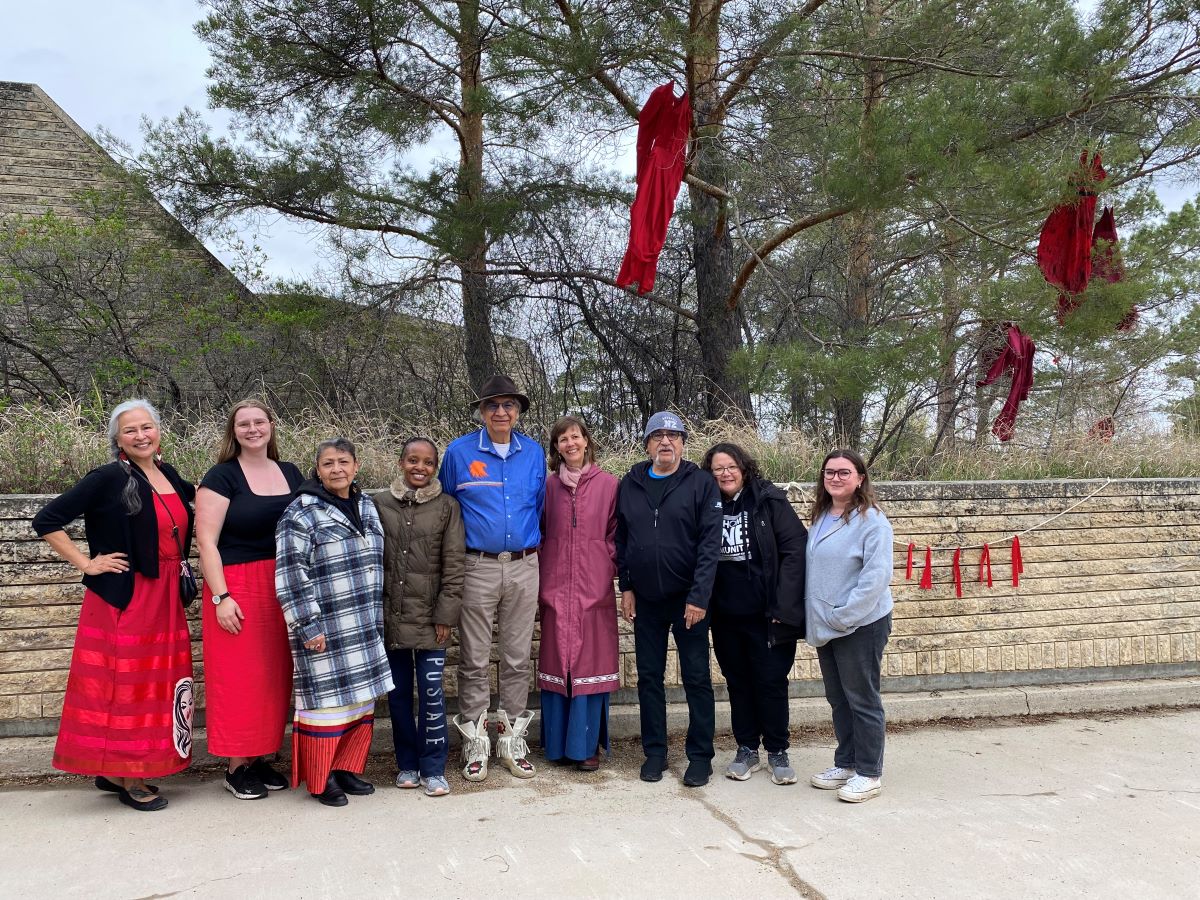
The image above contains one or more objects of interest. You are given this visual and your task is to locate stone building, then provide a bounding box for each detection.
[0,81,548,419]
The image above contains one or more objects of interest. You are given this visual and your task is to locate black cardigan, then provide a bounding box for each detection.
[710,477,808,629]
[32,461,196,611]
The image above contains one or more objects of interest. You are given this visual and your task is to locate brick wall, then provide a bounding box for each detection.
[3,479,1198,736]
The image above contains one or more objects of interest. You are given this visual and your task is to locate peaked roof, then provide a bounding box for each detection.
[0,80,246,289]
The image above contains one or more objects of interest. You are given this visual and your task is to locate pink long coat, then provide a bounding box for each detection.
[537,466,620,697]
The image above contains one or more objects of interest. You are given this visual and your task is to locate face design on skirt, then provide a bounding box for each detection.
[173,678,194,759]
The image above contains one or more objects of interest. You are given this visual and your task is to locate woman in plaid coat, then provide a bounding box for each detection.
[275,438,394,807]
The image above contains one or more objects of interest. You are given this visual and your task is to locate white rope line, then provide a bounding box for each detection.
[781,478,1115,553]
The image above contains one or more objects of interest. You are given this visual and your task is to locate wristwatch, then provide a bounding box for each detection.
[212,592,231,606]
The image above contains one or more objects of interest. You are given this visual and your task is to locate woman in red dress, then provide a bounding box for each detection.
[33,399,196,812]
[195,399,302,800]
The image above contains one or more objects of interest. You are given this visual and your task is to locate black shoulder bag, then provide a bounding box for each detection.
[150,485,199,608]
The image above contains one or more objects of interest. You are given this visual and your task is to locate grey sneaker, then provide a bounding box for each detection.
[810,765,856,789]
[725,746,762,781]
[767,751,796,785]
[394,770,420,789]
[421,774,450,796]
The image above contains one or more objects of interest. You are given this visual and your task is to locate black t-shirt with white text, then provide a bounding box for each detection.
[713,490,759,615]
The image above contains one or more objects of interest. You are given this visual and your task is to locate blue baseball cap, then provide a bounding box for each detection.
[643,411,688,443]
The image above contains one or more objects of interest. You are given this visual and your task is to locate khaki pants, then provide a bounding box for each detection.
[456,553,539,720]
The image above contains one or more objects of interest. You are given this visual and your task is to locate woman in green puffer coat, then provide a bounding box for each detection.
[373,437,465,797]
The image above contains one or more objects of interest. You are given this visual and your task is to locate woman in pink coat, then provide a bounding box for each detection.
[538,416,620,771]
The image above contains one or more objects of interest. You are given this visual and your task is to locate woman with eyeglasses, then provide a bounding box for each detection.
[805,449,894,803]
[702,443,807,786]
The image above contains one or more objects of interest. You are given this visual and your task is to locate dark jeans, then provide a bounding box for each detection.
[386,647,449,778]
[634,595,715,762]
[711,612,795,754]
[816,613,891,779]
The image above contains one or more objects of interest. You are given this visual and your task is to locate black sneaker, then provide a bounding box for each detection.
[224,764,267,800]
[248,758,289,791]
[683,759,712,787]
[640,756,667,783]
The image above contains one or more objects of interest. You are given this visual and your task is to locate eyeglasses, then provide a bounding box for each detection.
[649,430,683,443]
[484,401,519,413]
[823,468,856,480]
[711,465,740,475]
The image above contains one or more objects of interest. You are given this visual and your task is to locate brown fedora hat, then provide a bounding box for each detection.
[472,374,530,413]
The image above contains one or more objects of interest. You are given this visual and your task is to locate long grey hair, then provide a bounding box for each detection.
[107,398,163,515]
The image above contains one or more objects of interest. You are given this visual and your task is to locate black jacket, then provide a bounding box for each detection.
[32,461,195,611]
[711,477,807,631]
[615,459,723,610]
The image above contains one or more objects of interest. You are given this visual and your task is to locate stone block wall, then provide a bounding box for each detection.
[2,479,1198,736]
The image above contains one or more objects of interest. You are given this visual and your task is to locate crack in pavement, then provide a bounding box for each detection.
[1014,686,1032,714]
[688,791,828,899]
[981,791,1059,797]
[130,871,250,899]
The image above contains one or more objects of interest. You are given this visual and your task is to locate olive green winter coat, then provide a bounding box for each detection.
[373,477,465,650]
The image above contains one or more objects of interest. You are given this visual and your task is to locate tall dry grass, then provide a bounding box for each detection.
[2,401,1198,494]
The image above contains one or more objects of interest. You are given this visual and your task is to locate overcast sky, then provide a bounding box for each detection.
[3,0,320,279]
[4,1,1196,284]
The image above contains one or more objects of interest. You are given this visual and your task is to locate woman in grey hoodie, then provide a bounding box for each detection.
[804,449,893,803]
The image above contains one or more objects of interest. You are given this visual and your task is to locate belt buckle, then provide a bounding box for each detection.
[497,551,512,562]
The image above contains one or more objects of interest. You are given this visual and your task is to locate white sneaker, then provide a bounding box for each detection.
[810,765,856,789]
[837,774,882,802]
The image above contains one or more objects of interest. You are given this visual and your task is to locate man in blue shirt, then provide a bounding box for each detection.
[440,374,546,783]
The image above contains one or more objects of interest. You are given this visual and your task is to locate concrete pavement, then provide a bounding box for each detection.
[2,707,1199,899]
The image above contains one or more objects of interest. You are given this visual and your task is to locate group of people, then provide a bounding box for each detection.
[33,373,896,812]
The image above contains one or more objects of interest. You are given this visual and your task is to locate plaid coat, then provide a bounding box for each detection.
[275,485,394,710]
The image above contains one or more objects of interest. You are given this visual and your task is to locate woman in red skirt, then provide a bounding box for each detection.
[33,399,196,812]
[195,399,302,800]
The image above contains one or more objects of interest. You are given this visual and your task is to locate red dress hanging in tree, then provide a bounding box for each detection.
[1037,151,1106,321]
[616,83,690,294]
[977,324,1035,442]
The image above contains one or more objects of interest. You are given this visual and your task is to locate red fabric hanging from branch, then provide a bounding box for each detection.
[1091,206,1138,331]
[616,84,691,295]
[1038,151,1106,321]
[977,324,1036,441]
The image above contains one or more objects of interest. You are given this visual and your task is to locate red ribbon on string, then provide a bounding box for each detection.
[919,547,933,589]
[906,543,915,580]
[952,548,963,598]
[1012,536,1024,587]
[978,543,993,587]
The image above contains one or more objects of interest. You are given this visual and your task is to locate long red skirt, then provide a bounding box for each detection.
[201,558,292,757]
[291,702,375,792]
[53,563,195,778]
